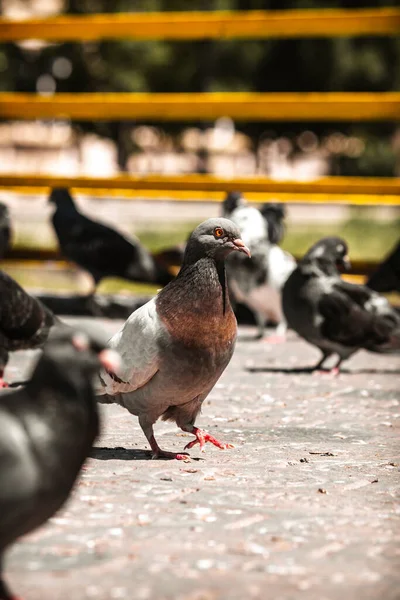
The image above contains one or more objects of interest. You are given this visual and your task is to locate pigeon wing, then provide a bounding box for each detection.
[318,281,399,350]
[98,297,161,396]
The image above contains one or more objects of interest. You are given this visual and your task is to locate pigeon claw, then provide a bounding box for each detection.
[151,449,190,461]
[0,377,9,389]
[184,427,234,452]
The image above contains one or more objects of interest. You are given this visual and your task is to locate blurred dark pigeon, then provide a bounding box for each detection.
[0,270,56,388]
[282,237,400,375]
[0,324,120,600]
[223,197,295,341]
[0,202,11,259]
[49,188,171,292]
[97,218,250,460]
[367,240,400,294]
[221,190,245,218]
[259,202,286,245]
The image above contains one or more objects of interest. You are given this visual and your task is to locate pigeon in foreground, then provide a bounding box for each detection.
[0,270,56,388]
[367,240,400,294]
[282,237,400,374]
[49,188,171,293]
[0,203,11,259]
[223,198,295,340]
[97,218,250,460]
[0,325,120,600]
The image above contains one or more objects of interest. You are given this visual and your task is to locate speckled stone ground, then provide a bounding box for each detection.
[4,322,400,600]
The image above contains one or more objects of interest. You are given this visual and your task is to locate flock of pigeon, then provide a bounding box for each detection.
[0,190,399,599]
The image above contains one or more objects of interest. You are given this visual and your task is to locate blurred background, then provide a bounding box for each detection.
[0,0,399,297]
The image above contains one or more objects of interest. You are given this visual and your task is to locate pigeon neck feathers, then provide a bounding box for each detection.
[158,255,231,315]
[156,255,236,348]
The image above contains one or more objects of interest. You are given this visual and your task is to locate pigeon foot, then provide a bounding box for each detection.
[151,449,189,461]
[0,377,8,389]
[149,435,189,461]
[184,427,234,452]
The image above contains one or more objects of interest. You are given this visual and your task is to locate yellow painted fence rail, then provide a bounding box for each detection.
[0,8,399,42]
[1,92,399,122]
[0,174,399,206]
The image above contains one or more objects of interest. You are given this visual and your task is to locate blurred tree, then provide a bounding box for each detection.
[0,0,399,174]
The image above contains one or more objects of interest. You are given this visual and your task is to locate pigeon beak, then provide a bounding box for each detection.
[232,238,251,258]
[99,349,121,373]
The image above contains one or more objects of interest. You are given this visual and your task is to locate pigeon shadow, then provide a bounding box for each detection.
[247,366,400,375]
[90,446,201,462]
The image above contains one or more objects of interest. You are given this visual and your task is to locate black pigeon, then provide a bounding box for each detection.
[0,324,120,600]
[367,240,400,294]
[49,188,169,292]
[0,270,56,387]
[0,203,11,259]
[98,218,250,460]
[282,237,400,374]
[259,202,286,245]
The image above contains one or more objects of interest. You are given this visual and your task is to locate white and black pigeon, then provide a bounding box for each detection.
[282,237,400,374]
[223,196,295,341]
[367,239,400,294]
[0,202,11,260]
[97,218,250,460]
[49,188,172,293]
[0,324,120,600]
[0,270,56,388]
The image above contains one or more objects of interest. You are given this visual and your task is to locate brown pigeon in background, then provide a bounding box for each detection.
[97,218,250,459]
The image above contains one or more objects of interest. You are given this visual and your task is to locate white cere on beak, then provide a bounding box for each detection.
[99,349,121,373]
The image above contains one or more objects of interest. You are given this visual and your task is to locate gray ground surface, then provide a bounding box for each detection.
[4,322,400,600]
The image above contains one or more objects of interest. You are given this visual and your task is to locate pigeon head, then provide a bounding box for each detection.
[222,191,245,217]
[184,218,251,265]
[45,324,120,377]
[49,187,76,211]
[305,237,351,274]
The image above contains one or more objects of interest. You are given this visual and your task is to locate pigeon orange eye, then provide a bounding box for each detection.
[214,227,224,238]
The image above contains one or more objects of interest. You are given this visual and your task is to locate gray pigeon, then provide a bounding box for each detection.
[97,218,250,460]
[223,198,295,340]
[282,237,400,374]
[0,270,56,387]
[0,324,120,600]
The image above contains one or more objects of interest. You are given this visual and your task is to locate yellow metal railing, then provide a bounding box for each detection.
[1,91,399,122]
[0,8,399,42]
[1,174,399,206]
[0,8,399,216]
